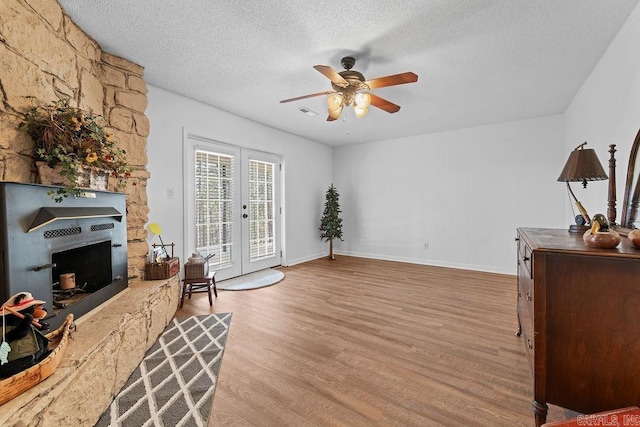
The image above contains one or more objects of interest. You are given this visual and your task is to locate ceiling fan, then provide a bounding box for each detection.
[280,56,418,121]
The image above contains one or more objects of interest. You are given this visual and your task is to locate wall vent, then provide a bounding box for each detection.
[44,227,82,239]
[91,223,115,232]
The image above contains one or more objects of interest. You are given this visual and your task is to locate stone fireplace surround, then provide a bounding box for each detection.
[0,0,179,424]
[0,277,180,426]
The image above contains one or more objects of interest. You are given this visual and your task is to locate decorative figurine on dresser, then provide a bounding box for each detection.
[516,129,640,427]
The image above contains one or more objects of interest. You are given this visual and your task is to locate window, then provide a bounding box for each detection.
[248,159,276,261]
[194,150,234,268]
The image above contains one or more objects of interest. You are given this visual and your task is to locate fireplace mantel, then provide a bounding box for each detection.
[28,206,124,232]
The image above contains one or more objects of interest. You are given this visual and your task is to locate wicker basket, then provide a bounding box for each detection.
[145,257,180,280]
[184,262,209,279]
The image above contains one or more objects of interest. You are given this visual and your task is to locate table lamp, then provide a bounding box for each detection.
[557,142,608,233]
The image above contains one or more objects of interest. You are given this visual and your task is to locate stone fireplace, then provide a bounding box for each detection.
[0,182,128,329]
[0,1,181,424]
[0,179,180,424]
[0,0,151,280]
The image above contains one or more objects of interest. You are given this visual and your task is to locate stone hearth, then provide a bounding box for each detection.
[0,277,179,427]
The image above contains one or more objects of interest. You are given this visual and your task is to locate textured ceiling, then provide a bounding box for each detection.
[58,0,639,147]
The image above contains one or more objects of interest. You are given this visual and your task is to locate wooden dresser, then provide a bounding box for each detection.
[516,228,640,426]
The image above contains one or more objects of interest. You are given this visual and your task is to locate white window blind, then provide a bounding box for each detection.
[248,159,276,261]
[194,150,234,268]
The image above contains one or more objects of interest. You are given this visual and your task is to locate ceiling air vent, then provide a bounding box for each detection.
[299,107,318,117]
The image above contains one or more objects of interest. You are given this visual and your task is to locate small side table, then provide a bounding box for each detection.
[180,271,217,308]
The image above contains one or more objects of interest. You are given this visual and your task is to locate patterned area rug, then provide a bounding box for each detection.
[96,313,232,427]
[217,268,285,291]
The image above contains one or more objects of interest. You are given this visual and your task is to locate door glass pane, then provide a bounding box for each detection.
[248,159,276,261]
[194,150,234,268]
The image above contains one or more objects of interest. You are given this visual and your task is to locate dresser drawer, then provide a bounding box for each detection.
[517,265,534,341]
[518,291,533,328]
[516,233,535,372]
[517,237,533,279]
[522,327,535,373]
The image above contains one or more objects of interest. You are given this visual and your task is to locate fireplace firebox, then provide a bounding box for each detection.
[0,182,128,329]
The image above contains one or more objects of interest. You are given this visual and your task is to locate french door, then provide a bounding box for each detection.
[184,135,281,281]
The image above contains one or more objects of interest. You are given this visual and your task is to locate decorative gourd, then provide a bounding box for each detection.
[627,229,640,248]
[583,214,621,249]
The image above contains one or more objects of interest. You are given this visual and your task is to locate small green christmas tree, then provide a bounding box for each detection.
[319,184,343,260]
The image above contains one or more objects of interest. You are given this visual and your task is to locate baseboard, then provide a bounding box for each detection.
[284,252,329,266]
[334,251,515,276]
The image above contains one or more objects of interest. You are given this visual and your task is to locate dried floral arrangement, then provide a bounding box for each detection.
[18,99,130,201]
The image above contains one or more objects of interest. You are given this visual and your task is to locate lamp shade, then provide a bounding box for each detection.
[327,93,343,119]
[354,92,371,108]
[327,93,342,110]
[557,148,608,183]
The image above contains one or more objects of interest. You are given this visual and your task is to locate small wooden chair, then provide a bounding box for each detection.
[180,271,217,308]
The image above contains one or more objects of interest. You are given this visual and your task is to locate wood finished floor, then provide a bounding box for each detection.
[175,256,570,426]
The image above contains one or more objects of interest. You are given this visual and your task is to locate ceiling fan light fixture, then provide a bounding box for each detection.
[328,104,343,119]
[327,93,342,109]
[278,56,417,121]
[355,92,371,108]
[354,105,369,119]
[328,93,343,118]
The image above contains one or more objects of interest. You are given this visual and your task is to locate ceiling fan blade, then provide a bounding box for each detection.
[370,93,401,113]
[280,91,335,103]
[365,72,418,89]
[314,65,348,86]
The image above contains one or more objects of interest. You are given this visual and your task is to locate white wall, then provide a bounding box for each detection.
[564,5,640,223]
[331,3,640,276]
[144,2,640,276]
[145,86,333,266]
[333,115,566,274]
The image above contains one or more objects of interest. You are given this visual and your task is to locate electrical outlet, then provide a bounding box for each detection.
[424,242,429,249]
[167,187,175,199]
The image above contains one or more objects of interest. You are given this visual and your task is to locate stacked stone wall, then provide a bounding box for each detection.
[0,0,149,279]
